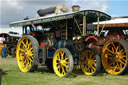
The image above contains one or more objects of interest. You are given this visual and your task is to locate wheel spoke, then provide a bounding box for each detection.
[91,65,95,71]
[106,48,114,54]
[86,65,90,72]
[26,39,29,45]
[28,47,33,52]
[112,47,115,52]
[64,62,69,64]
[119,63,123,70]
[21,41,26,47]
[110,62,115,67]
[116,46,119,52]
[21,61,26,67]
[121,56,127,58]
[118,59,125,65]
[65,57,68,60]
[120,49,126,55]
[28,42,32,49]
[62,67,65,74]
[88,51,91,58]
[122,51,126,55]
[114,64,117,71]
[26,59,30,69]
[61,51,64,60]
[90,53,94,59]
[107,52,113,57]
[121,57,126,62]
[92,56,96,60]
[28,52,34,56]
[111,42,116,50]
[57,55,61,61]
[63,63,69,68]
[57,65,61,72]
[19,48,25,52]
[27,57,33,62]
[117,63,121,71]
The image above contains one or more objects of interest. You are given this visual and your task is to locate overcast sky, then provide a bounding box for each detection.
[0,0,128,28]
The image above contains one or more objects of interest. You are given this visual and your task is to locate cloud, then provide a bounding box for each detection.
[0,0,23,27]
[73,0,108,12]
[111,14,119,17]
[0,0,109,28]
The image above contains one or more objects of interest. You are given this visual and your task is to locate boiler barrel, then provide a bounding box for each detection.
[37,7,56,16]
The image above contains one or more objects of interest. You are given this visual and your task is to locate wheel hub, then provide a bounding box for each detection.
[60,60,66,66]
[114,52,121,61]
[88,59,93,65]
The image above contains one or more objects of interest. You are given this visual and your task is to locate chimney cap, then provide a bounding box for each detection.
[72,5,80,8]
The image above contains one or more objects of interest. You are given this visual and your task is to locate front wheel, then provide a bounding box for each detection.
[53,48,73,77]
[16,35,39,72]
[80,48,101,76]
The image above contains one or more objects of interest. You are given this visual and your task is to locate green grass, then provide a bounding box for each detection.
[0,57,128,85]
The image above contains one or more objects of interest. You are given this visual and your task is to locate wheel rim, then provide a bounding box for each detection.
[16,37,34,72]
[102,40,127,75]
[80,49,97,75]
[53,49,69,77]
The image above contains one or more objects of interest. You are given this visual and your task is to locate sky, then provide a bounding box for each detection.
[0,0,128,28]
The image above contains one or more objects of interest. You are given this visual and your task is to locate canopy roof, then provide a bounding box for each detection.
[10,10,111,27]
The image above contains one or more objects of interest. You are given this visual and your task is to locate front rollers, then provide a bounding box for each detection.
[102,39,128,75]
[80,48,101,76]
[16,35,39,72]
[53,48,73,77]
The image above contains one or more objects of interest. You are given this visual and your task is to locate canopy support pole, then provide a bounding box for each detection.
[97,16,100,36]
[83,16,86,36]
[66,20,68,40]
[23,26,24,34]
[74,17,83,36]
[99,21,106,36]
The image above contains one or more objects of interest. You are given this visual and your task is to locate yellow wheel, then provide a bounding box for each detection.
[80,48,101,76]
[16,35,39,72]
[53,48,73,77]
[102,39,128,75]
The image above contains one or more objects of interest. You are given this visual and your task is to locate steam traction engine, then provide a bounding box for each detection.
[87,17,128,75]
[10,8,111,77]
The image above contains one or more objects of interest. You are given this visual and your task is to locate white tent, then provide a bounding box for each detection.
[93,18,128,25]
[0,27,22,37]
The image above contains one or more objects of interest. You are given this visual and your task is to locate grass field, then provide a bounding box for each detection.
[0,57,128,85]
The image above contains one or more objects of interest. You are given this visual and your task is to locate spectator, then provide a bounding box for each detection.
[2,44,6,58]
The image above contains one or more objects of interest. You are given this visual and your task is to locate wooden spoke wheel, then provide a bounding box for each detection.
[53,48,73,77]
[80,48,101,76]
[101,39,128,75]
[16,35,39,72]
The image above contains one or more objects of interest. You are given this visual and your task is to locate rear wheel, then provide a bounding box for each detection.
[101,39,128,75]
[80,48,101,76]
[16,35,39,72]
[53,48,73,77]
[11,48,16,58]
